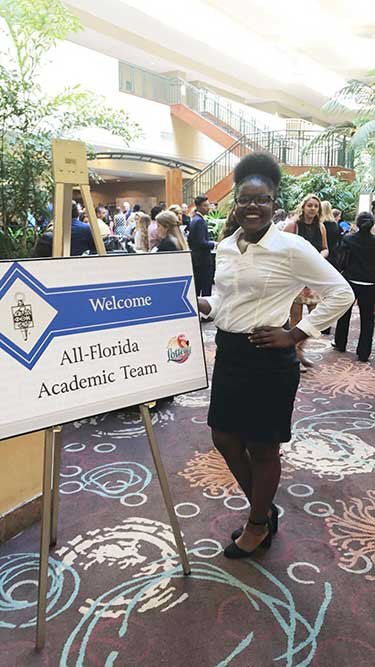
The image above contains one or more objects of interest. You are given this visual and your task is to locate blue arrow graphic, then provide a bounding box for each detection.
[0,263,196,369]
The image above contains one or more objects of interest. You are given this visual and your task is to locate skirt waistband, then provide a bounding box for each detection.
[215,328,297,366]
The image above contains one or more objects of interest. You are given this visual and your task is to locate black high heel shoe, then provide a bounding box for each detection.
[231,503,278,542]
[224,518,272,559]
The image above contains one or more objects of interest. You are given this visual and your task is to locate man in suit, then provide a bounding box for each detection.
[188,194,215,296]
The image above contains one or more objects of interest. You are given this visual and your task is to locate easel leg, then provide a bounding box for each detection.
[81,183,106,255]
[50,427,62,547]
[36,428,54,651]
[139,404,191,575]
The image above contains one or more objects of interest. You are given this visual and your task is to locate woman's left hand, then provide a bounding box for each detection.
[248,327,294,348]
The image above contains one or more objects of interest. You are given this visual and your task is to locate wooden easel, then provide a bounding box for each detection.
[36,140,190,651]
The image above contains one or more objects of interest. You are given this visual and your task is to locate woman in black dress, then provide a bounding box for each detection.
[284,194,329,367]
[198,153,354,558]
[322,200,341,261]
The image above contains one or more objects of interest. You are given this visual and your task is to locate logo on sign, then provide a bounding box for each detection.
[11,293,34,342]
[167,334,191,364]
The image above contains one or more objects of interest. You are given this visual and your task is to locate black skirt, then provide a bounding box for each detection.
[207,329,300,443]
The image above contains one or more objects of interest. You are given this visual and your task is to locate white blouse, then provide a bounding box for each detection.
[205,224,354,338]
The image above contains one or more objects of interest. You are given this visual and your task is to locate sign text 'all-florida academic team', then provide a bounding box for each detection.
[38,337,157,398]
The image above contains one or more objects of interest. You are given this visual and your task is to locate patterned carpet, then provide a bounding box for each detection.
[1,310,375,666]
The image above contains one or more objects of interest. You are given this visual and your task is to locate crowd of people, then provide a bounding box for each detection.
[270,196,375,366]
[34,184,375,367]
[34,196,219,295]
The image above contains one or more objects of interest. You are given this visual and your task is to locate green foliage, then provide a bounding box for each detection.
[207,218,226,241]
[0,0,141,257]
[207,208,227,220]
[220,168,359,222]
[307,73,375,191]
[278,168,360,220]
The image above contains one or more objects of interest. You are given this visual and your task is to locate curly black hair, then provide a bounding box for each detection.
[220,152,281,239]
[234,152,282,194]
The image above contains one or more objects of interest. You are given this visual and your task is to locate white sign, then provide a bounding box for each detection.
[0,253,207,439]
[358,193,373,214]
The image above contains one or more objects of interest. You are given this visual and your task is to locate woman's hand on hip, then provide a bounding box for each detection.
[248,327,295,348]
[197,297,211,316]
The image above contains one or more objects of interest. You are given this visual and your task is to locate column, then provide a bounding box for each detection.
[165,168,183,206]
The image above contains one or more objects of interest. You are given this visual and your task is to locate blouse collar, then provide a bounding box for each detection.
[232,223,278,249]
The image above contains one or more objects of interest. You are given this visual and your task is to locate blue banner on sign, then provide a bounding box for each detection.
[0,262,196,369]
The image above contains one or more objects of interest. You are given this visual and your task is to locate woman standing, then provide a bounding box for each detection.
[134,213,150,253]
[198,153,354,558]
[153,211,189,252]
[334,211,375,362]
[168,204,183,224]
[284,194,328,368]
[321,200,341,262]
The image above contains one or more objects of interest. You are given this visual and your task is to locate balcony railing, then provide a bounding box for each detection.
[119,61,267,135]
[183,131,354,202]
[183,136,249,202]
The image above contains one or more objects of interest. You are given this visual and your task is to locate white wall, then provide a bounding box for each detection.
[38,42,222,165]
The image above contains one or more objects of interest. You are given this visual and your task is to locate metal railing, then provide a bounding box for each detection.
[119,61,267,134]
[183,136,250,202]
[247,130,353,169]
[183,130,354,202]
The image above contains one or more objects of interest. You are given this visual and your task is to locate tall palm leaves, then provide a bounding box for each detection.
[307,75,375,191]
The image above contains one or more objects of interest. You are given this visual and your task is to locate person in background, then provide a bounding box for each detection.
[333,211,375,362]
[188,194,216,297]
[123,201,132,220]
[320,201,342,334]
[153,211,189,252]
[181,203,191,234]
[34,203,97,257]
[197,152,354,559]
[158,201,167,211]
[123,204,141,240]
[79,210,89,224]
[148,205,163,250]
[134,213,150,252]
[284,194,328,369]
[272,208,286,225]
[95,206,111,239]
[104,206,113,229]
[168,204,183,224]
[277,210,296,231]
[126,204,141,225]
[333,208,351,235]
[322,201,341,261]
[112,206,127,237]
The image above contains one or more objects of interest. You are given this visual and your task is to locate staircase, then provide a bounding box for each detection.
[183,135,251,203]
[171,80,268,149]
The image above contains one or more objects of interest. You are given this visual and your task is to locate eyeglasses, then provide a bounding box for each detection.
[235,195,274,207]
